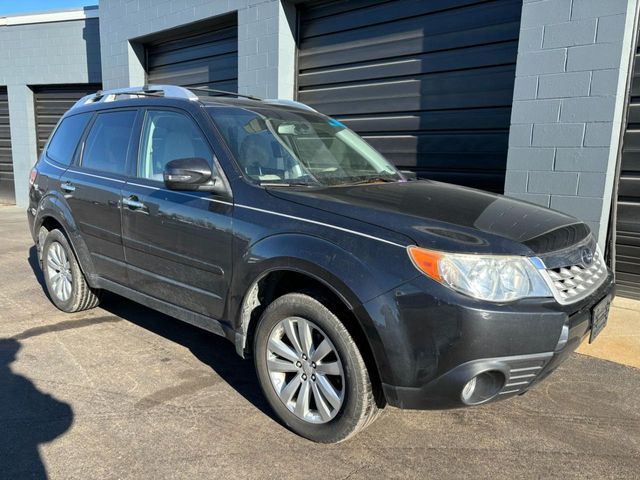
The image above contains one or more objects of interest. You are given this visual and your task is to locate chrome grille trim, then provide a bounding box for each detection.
[539,245,608,305]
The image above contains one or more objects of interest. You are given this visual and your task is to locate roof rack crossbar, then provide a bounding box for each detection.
[71,85,199,109]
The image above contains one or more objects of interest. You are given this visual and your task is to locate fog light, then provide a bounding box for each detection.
[461,377,477,402]
[460,371,505,405]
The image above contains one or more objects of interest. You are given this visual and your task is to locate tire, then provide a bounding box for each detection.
[254,292,380,443]
[41,229,101,313]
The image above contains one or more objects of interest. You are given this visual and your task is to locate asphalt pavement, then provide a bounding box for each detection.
[0,205,638,479]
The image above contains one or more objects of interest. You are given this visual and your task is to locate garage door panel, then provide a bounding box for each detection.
[298,43,519,88]
[620,148,640,172]
[147,56,237,87]
[300,22,519,73]
[617,32,640,298]
[147,37,237,70]
[33,84,101,155]
[340,108,511,133]
[145,16,238,92]
[618,175,640,198]
[298,0,519,194]
[301,0,493,39]
[300,0,520,50]
[617,202,640,234]
[148,26,236,56]
[0,87,14,205]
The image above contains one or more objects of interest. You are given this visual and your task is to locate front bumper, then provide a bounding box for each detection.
[357,271,615,410]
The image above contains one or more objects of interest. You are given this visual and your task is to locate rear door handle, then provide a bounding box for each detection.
[60,182,75,193]
[123,196,146,210]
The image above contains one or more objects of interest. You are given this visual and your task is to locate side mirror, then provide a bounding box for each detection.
[163,157,226,194]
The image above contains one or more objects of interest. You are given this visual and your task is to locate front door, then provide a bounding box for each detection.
[121,108,233,320]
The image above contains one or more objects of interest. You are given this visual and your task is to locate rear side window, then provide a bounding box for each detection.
[45,113,91,165]
[81,110,137,175]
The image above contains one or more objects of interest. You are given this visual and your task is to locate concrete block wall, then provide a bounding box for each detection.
[0,9,102,207]
[99,0,296,99]
[505,0,639,246]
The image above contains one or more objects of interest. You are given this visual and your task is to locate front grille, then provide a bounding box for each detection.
[543,247,607,304]
[498,355,551,397]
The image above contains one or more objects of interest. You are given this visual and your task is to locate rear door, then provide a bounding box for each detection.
[121,108,233,320]
[61,109,139,283]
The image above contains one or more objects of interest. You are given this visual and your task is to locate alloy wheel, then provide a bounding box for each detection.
[46,241,73,302]
[266,316,345,423]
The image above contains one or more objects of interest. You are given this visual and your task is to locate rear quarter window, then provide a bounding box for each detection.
[45,113,92,165]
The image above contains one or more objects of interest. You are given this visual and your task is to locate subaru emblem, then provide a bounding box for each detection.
[581,247,594,266]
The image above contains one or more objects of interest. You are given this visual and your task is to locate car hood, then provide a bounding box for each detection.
[267,180,589,256]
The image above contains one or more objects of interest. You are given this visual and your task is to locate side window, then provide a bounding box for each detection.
[81,110,137,175]
[138,110,213,181]
[45,113,91,165]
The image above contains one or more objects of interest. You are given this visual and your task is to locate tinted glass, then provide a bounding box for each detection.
[138,110,213,181]
[46,113,91,165]
[82,110,137,175]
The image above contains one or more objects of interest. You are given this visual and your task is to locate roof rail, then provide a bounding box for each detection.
[188,86,262,101]
[71,85,199,109]
[263,99,318,113]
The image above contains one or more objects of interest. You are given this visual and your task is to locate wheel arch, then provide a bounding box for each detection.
[35,193,98,284]
[237,267,386,406]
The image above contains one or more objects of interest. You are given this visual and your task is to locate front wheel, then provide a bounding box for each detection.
[254,293,380,443]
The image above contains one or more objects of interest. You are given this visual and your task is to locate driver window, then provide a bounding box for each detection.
[139,110,213,181]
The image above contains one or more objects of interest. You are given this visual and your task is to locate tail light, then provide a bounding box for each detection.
[29,167,37,186]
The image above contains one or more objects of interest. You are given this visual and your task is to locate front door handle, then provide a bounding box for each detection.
[123,196,146,210]
[60,182,75,193]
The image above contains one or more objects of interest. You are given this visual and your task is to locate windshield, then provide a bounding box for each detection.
[207,106,401,186]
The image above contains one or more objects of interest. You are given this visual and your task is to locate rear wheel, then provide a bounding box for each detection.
[254,292,380,443]
[42,229,101,312]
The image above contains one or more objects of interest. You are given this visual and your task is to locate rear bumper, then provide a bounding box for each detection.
[359,272,615,410]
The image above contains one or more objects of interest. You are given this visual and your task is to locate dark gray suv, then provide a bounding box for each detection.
[28,85,614,442]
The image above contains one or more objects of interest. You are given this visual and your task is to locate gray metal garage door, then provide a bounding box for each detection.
[145,15,238,92]
[616,42,640,300]
[0,87,14,204]
[297,0,522,193]
[33,84,101,155]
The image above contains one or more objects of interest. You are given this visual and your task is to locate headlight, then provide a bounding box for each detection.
[407,246,552,302]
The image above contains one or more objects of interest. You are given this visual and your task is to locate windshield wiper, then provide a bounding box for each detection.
[347,176,398,185]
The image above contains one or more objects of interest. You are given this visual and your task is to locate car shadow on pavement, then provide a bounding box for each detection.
[0,338,73,479]
[98,292,275,420]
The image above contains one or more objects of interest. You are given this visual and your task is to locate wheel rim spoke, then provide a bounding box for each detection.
[316,374,341,410]
[297,318,313,357]
[267,357,298,373]
[294,380,310,418]
[311,381,332,422]
[311,339,331,363]
[266,316,345,424]
[283,318,303,355]
[268,337,298,363]
[279,373,302,404]
[316,361,340,376]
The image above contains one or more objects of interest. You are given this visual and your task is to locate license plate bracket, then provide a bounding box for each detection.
[589,295,611,343]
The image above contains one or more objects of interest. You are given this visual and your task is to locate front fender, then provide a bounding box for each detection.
[229,233,406,358]
[35,192,98,283]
